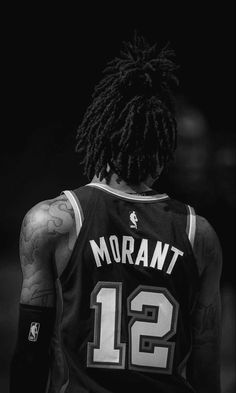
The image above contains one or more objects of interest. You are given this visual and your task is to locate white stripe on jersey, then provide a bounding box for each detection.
[86,183,169,201]
[187,205,196,248]
[63,190,83,236]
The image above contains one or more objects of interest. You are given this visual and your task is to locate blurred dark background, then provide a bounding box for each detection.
[0,2,235,392]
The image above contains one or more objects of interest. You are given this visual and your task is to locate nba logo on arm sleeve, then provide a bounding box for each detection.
[28,322,40,342]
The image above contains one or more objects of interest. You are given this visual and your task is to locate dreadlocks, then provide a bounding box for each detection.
[76,33,179,184]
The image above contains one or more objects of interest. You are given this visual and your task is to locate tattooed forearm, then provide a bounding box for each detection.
[30,288,55,307]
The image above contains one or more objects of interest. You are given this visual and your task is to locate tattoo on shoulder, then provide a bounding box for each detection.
[20,194,76,306]
[20,195,75,261]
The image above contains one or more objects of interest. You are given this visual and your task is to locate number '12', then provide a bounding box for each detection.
[87,281,179,374]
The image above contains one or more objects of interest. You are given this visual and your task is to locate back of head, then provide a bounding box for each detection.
[76,32,179,185]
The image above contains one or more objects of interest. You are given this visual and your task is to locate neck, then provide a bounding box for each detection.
[91,173,155,194]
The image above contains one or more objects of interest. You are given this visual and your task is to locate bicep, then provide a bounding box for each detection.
[192,220,222,345]
[191,291,221,348]
[188,291,221,391]
[19,206,56,307]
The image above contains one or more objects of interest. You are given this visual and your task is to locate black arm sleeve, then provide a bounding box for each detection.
[10,304,56,393]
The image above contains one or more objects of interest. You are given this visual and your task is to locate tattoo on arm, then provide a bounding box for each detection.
[188,294,221,391]
[20,194,75,306]
[30,288,55,307]
[192,295,221,346]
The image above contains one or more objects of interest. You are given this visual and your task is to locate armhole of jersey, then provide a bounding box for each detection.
[62,190,84,236]
[186,205,197,249]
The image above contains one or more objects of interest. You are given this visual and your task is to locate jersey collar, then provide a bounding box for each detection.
[86,182,169,202]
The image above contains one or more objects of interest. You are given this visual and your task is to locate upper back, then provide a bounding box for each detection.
[49,182,200,393]
[61,182,197,278]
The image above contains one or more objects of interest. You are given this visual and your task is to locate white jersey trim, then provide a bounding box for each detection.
[187,205,196,248]
[86,183,169,201]
[63,190,83,237]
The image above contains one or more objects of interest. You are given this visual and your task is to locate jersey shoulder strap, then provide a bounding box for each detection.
[61,185,95,236]
[165,198,197,249]
[185,204,197,249]
[62,189,84,236]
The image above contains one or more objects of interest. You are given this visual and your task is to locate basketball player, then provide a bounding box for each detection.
[10,34,222,393]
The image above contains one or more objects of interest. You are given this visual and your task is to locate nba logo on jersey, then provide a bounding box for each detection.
[129,211,138,229]
[28,322,40,342]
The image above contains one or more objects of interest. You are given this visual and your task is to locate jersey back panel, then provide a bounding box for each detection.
[48,184,199,393]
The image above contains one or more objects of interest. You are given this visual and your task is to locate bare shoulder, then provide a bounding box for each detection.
[21,194,75,242]
[195,215,221,249]
[20,194,77,305]
[193,215,222,277]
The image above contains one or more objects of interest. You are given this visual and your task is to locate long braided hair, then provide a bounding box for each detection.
[76,33,179,184]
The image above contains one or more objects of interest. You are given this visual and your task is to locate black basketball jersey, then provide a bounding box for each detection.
[47,183,199,393]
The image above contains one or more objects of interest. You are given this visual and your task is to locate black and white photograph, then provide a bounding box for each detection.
[0,2,235,392]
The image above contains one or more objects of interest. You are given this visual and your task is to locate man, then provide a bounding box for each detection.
[10,34,222,393]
